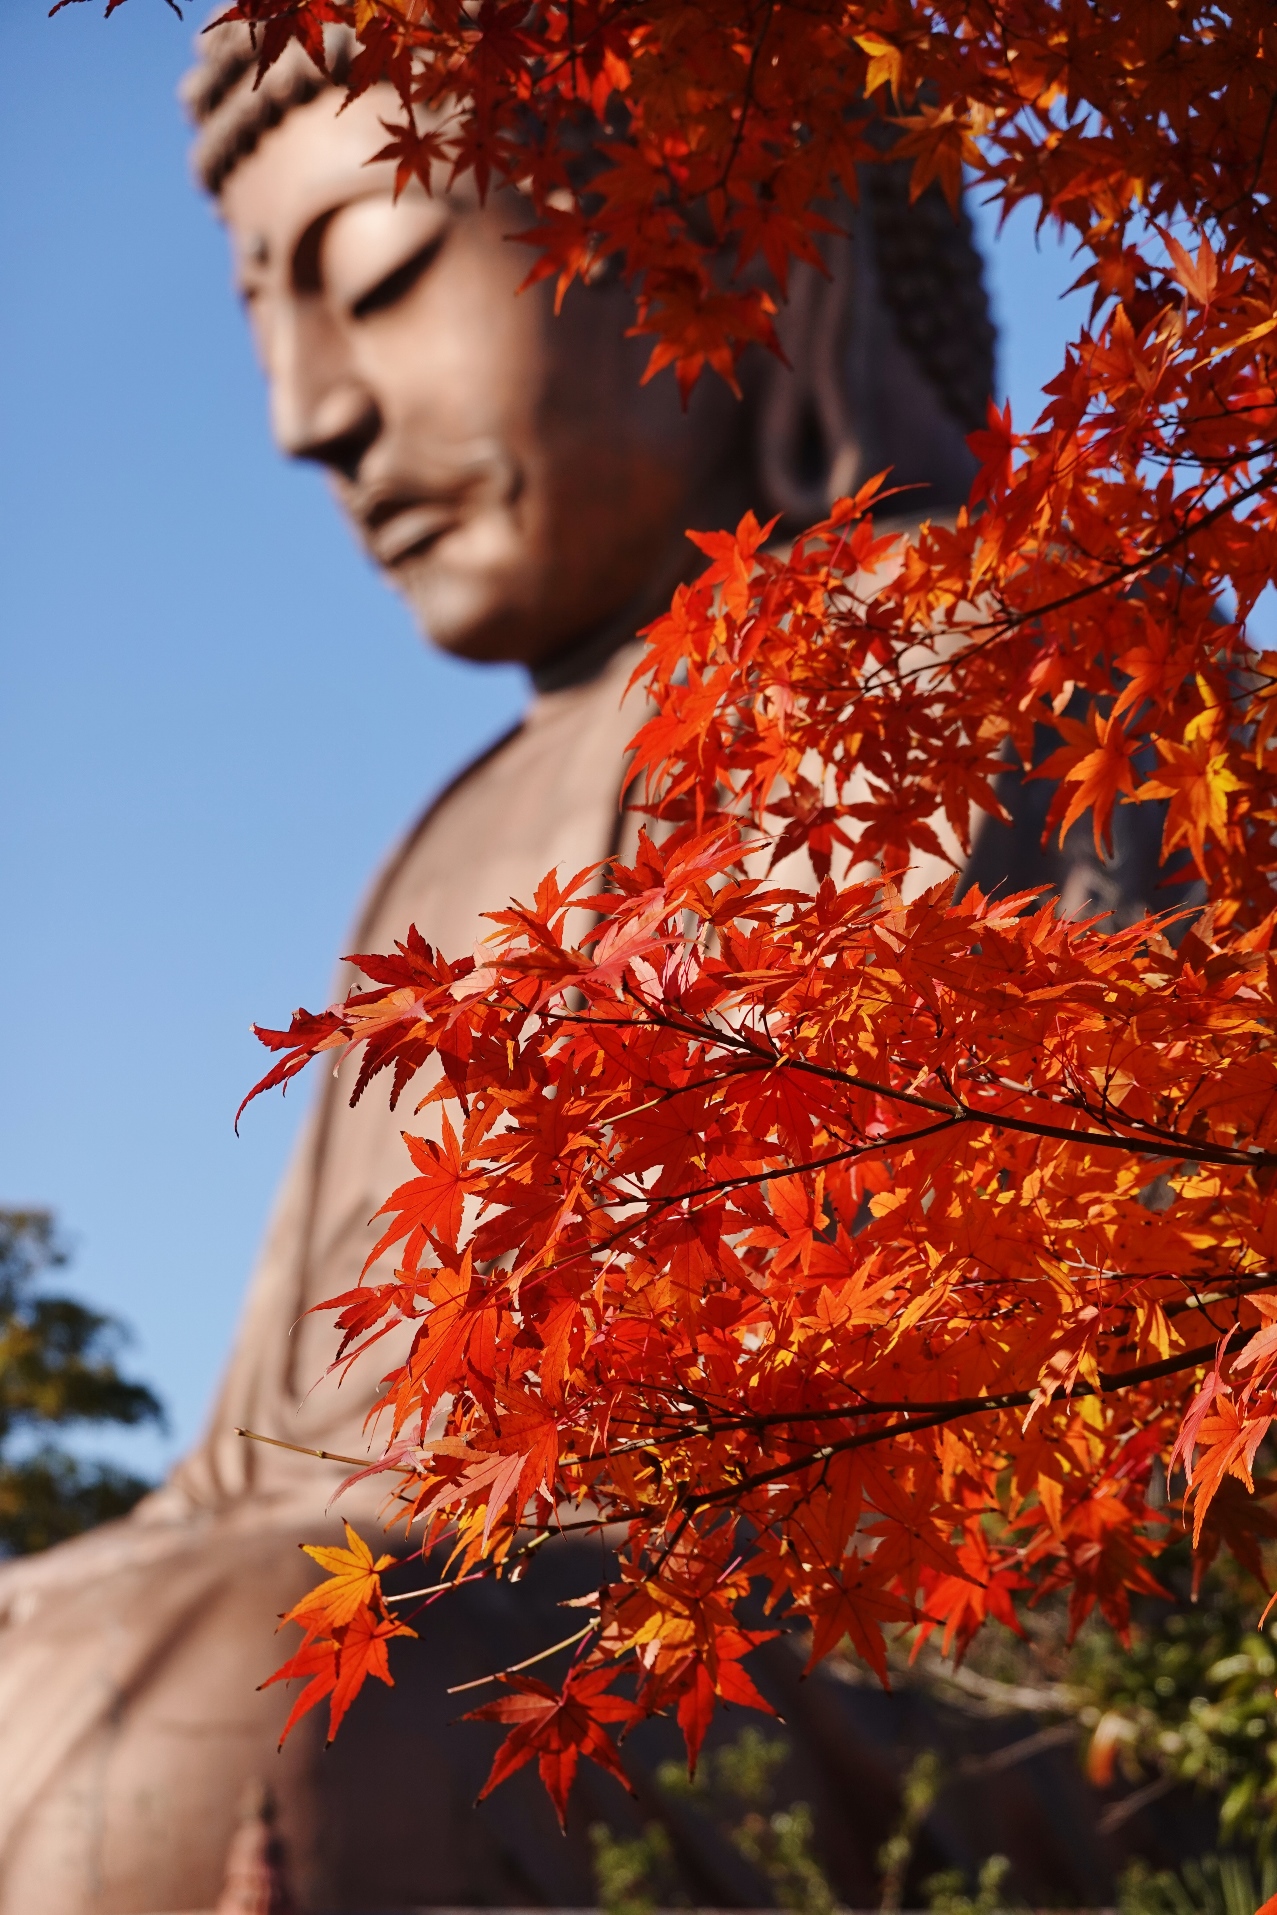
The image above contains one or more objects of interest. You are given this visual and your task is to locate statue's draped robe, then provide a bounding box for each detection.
[0,644,662,1915]
[0,638,1180,1915]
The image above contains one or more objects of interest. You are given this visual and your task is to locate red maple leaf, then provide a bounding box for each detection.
[463,1665,637,1827]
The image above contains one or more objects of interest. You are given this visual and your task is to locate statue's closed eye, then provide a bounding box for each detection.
[350,232,447,321]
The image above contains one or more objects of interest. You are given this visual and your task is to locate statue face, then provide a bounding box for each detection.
[221,88,746,666]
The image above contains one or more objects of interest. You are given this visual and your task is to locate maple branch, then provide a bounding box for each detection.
[1165,1271,1277,1319]
[681,1329,1258,1510]
[768,1057,1269,1170]
[383,1522,641,1608]
[709,0,777,199]
[971,461,1277,638]
[604,1298,1273,1439]
[688,439,1277,731]
[592,1115,961,1252]
[575,1010,1275,1178]
[592,1296,1264,1456]
[662,1325,1260,1433]
[381,1513,652,1593]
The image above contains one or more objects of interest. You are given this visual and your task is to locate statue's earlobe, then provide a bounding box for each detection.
[755,235,862,525]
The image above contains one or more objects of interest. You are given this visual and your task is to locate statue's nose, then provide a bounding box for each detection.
[273,374,380,479]
[264,299,380,476]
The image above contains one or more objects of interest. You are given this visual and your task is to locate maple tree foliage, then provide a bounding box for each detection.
[88,0,1277,1833]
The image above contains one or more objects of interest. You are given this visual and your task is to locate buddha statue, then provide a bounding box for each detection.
[0,20,1140,1915]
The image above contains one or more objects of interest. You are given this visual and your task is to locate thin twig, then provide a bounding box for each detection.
[235,1428,387,1471]
[446,1621,596,1694]
[384,1574,474,1604]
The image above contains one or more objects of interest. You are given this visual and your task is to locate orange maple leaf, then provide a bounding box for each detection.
[265,1601,416,1746]
[364,1110,482,1269]
[1036,707,1138,856]
[1163,229,1219,309]
[892,103,981,212]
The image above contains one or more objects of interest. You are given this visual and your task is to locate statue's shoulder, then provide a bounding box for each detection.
[347,715,528,952]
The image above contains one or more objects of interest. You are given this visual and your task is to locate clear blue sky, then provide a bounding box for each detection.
[0,0,1194,1478]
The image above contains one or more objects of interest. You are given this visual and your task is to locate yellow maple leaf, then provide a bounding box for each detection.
[283,1521,397,1633]
[854,33,903,100]
[1138,730,1241,875]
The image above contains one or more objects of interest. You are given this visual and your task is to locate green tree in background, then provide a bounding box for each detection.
[590,1728,837,1915]
[0,1210,163,1554]
[897,1530,1277,1911]
[1073,1542,1277,1852]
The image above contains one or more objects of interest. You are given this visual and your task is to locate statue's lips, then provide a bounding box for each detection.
[363,501,459,568]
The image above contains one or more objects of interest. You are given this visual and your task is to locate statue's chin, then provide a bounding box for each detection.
[385,531,550,669]
[397,565,611,671]
[388,519,659,670]
[400,584,548,669]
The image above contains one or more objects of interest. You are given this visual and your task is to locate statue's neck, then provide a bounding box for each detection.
[529,536,704,696]
[530,604,641,694]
